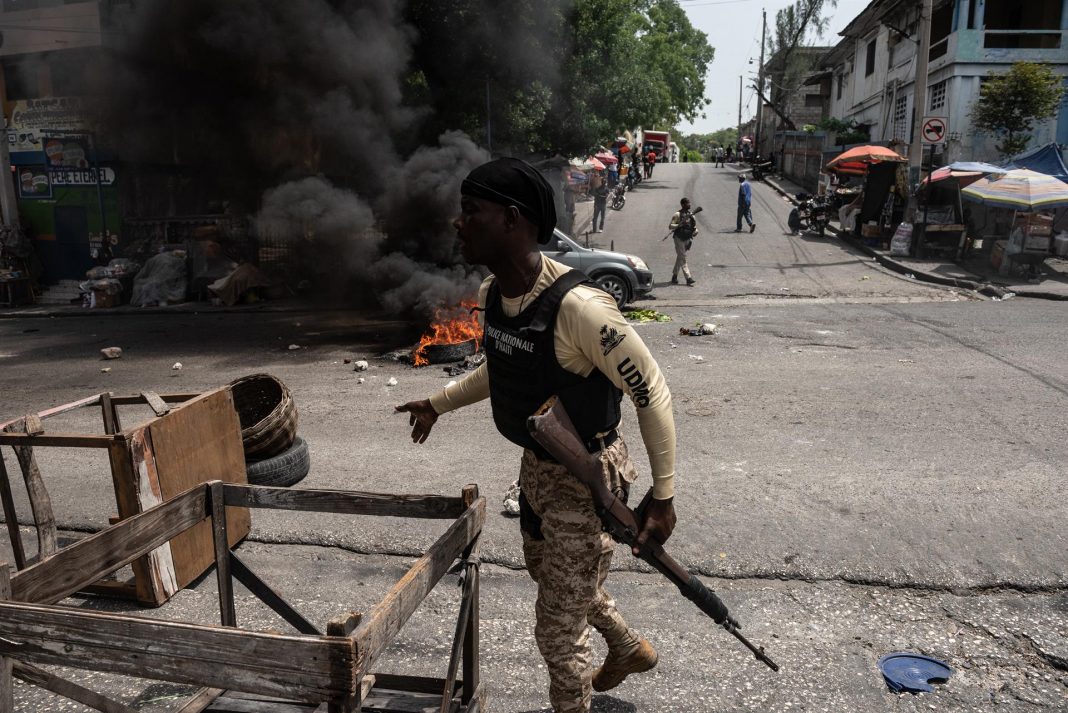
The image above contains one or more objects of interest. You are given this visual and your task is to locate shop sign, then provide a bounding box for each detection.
[15,165,52,199]
[49,167,116,186]
[7,98,89,153]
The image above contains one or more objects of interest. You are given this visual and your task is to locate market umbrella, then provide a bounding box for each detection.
[570,156,595,170]
[827,145,907,175]
[587,156,606,171]
[923,167,984,187]
[961,168,1068,211]
[594,151,618,165]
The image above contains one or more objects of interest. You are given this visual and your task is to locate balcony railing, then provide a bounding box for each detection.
[983,29,1063,49]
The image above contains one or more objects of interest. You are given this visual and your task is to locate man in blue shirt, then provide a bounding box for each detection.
[736,174,756,233]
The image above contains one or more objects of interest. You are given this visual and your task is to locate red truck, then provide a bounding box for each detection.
[642,130,671,159]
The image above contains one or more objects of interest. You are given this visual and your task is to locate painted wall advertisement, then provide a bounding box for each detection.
[8,97,89,153]
[16,165,51,199]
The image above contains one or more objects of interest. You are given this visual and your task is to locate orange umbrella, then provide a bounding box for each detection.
[827,145,907,174]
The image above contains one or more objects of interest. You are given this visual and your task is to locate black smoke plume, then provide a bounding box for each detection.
[94,0,489,317]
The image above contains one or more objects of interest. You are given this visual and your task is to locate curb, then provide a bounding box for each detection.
[760,176,1043,300]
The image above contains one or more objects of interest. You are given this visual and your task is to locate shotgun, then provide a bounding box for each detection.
[526,396,779,672]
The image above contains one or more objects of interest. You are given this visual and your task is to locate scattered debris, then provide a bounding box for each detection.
[779,287,791,292]
[898,359,915,364]
[100,347,123,360]
[100,367,111,373]
[669,342,678,349]
[905,273,916,279]
[386,377,398,387]
[288,344,301,350]
[688,354,705,362]
[357,377,365,384]
[465,352,486,368]
[353,360,369,372]
[624,309,671,323]
[502,480,521,517]
[344,358,352,364]
[171,362,183,371]
[878,652,953,693]
[1002,291,1016,300]
[860,275,871,281]
[444,365,466,377]
[680,323,716,336]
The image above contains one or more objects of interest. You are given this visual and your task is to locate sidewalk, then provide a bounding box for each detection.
[762,173,1068,301]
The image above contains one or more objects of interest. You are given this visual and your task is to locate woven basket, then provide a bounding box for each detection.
[229,373,298,461]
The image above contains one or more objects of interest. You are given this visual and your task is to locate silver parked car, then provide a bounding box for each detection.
[540,229,653,308]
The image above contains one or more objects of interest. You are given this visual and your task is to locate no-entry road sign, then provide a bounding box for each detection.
[921,116,948,145]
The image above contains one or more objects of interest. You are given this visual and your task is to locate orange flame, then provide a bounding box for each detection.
[412,301,483,366]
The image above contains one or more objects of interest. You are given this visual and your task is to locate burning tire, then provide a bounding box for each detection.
[245,436,310,487]
[421,338,478,364]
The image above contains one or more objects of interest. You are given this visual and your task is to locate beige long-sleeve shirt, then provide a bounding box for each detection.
[429,257,677,499]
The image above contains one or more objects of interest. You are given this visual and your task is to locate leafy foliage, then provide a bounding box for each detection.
[818,117,870,146]
[971,62,1065,157]
[405,0,714,156]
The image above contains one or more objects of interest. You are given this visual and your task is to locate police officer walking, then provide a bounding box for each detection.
[396,158,679,713]
[668,197,697,285]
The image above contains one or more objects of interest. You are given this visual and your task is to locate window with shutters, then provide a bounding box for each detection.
[893,94,909,141]
[865,39,877,76]
[928,80,947,112]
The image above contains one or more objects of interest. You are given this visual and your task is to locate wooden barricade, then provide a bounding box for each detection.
[0,481,486,713]
[0,388,251,606]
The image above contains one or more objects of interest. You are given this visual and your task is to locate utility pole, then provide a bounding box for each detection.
[755,8,767,158]
[737,75,743,158]
[907,0,933,215]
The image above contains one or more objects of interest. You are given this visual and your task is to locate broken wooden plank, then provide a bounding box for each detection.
[12,661,137,713]
[10,485,207,604]
[100,393,120,435]
[173,687,225,713]
[460,486,481,706]
[230,553,321,636]
[5,418,58,560]
[353,498,485,677]
[0,564,10,713]
[0,394,103,430]
[0,601,357,703]
[141,391,172,417]
[109,393,200,406]
[0,456,27,570]
[0,433,119,448]
[223,484,465,520]
[209,482,236,628]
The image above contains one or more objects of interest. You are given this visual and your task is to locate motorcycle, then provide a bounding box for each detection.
[750,155,774,181]
[610,183,626,210]
[626,162,643,191]
[788,193,830,236]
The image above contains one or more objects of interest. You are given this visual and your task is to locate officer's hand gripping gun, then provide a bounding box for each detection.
[527,396,779,672]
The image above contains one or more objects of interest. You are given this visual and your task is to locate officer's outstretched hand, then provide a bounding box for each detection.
[633,496,676,556]
[395,399,439,444]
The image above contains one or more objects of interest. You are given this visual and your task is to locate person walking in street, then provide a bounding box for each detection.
[736,174,756,233]
[645,149,657,179]
[726,145,734,164]
[668,197,697,286]
[592,174,608,233]
[396,157,678,713]
[714,147,724,167]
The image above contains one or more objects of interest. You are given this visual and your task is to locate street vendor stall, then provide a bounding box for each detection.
[962,168,1068,280]
[826,145,908,244]
[916,161,1004,260]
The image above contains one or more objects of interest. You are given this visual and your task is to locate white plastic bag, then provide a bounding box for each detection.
[889,222,913,257]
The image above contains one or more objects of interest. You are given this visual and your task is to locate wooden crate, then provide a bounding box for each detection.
[0,482,486,713]
[0,388,251,606]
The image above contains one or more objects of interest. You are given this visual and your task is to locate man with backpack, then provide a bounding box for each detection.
[668,197,697,285]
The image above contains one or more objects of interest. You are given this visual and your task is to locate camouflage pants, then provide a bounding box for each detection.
[520,436,641,713]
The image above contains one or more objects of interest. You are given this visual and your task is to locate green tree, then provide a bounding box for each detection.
[971,62,1065,157]
[405,0,714,156]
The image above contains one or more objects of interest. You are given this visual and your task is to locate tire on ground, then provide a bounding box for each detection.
[245,436,310,487]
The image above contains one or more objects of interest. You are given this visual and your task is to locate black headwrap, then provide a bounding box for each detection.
[461,157,558,244]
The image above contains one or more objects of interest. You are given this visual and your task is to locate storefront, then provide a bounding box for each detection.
[6,98,122,284]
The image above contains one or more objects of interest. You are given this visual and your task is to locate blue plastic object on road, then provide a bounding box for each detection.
[878,653,953,693]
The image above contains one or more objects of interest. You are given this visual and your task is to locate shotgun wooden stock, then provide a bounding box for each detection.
[527,396,779,672]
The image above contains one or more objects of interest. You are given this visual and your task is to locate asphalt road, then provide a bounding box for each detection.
[1,162,1066,711]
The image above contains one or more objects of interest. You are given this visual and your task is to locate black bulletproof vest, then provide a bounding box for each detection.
[483,269,623,458]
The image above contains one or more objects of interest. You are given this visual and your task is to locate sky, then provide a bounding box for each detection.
[677,0,871,135]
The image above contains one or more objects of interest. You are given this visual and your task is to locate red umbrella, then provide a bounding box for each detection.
[827,145,906,174]
[594,151,618,165]
[921,167,985,187]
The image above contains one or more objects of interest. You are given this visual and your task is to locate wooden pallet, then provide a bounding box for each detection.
[0,482,486,713]
[0,388,251,605]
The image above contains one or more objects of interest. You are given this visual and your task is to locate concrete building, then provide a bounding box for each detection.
[820,0,1068,164]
